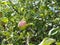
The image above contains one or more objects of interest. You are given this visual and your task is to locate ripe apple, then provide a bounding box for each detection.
[18,19,27,30]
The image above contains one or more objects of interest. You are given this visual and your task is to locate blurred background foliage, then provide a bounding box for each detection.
[0,0,60,45]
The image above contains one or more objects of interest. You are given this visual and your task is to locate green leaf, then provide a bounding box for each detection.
[38,37,56,45]
[0,12,2,17]
[7,44,13,45]
[1,1,7,5]
[1,17,8,24]
[48,27,60,36]
[56,42,60,45]
[29,43,34,45]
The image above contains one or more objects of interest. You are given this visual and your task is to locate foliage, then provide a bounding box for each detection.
[0,0,60,45]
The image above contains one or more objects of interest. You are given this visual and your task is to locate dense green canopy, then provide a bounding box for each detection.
[0,0,60,45]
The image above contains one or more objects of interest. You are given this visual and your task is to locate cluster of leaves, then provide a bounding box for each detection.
[0,0,60,45]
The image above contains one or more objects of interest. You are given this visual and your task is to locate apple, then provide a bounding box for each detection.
[18,19,27,30]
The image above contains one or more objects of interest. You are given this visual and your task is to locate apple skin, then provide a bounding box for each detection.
[18,18,34,30]
[18,20,27,30]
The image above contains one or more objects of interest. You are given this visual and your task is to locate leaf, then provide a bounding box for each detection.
[1,1,7,5]
[29,43,34,45]
[48,27,60,36]
[7,44,13,45]
[0,12,2,17]
[21,7,24,11]
[26,23,35,26]
[38,37,56,45]
[56,42,60,45]
[1,17,9,24]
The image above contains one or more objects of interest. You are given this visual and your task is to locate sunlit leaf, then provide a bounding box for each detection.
[1,17,8,24]
[56,42,60,45]
[38,37,56,45]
